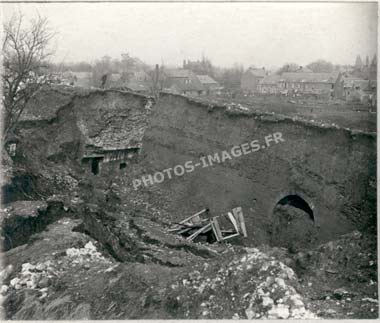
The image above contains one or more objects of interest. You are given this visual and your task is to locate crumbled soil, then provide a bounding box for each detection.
[1,178,377,319]
[1,86,377,319]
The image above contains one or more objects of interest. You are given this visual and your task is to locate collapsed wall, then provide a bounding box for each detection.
[140,94,376,247]
[68,90,153,176]
[7,88,153,200]
[24,89,152,162]
[2,88,153,250]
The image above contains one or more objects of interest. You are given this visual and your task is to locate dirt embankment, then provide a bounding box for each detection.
[1,87,156,279]
[139,93,376,249]
[1,88,377,320]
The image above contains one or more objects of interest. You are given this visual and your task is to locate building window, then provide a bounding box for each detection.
[120,162,127,170]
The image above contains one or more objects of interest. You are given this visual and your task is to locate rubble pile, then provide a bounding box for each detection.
[240,248,317,319]
[65,241,112,265]
[52,173,79,191]
[3,241,111,299]
[7,262,56,298]
[165,247,318,319]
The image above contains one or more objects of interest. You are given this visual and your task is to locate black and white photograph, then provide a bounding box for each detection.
[0,1,378,320]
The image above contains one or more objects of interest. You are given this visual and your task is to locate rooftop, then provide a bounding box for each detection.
[280,72,339,83]
[295,67,313,73]
[260,74,282,85]
[196,75,219,85]
[168,76,205,92]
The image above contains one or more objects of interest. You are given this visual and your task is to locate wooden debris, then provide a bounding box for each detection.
[211,217,223,242]
[170,207,247,243]
[233,207,247,237]
[186,223,212,241]
[168,208,209,234]
[227,212,239,233]
[179,208,209,225]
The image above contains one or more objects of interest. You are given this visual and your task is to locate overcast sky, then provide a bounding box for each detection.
[2,2,378,68]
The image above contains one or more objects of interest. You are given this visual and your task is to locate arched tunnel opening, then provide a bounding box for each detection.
[277,194,315,222]
[270,194,317,253]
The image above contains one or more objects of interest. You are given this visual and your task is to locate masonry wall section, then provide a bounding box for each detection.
[140,94,376,246]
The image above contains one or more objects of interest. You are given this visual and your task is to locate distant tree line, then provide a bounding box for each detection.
[276,59,337,74]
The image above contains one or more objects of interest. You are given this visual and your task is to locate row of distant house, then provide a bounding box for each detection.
[54,68,222,97]
[54,63,376,105]
[162,69,222,96]
[241,66,377,105]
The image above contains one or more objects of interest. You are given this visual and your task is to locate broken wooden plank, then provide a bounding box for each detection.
[211,217,223,242]
[233,207,247,237]
[227,211,239,233]
[177,227,194,235]
[168,226,184,232]
[186,223,212,241]
[170,222,204,229]
[221,230,237,234]
[220,232,240,241]
[179,208,209,225]
[168,221,206,233]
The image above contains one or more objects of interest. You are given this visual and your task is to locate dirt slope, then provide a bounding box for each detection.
[1,86,377,319]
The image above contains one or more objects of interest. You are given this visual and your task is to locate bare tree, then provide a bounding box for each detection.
[306,59,334,73]
[2,14,55,140]
[276,63,299,75]
[146,64,164,100]
[91,55,112,88]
